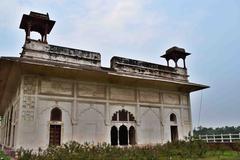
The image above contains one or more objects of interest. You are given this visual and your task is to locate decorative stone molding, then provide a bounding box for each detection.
[23,40,101,67]
[163,93,180,105]
[77,83,106,98]
[181,95,189,105]
[22,96,35,121]
[139,90,160,103]
[23,76,37,95]
[111,56,189,82]
[39,79,73,96]
[110,87,136,102]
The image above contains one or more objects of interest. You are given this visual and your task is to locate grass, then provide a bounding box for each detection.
[162,151,240,160]
[202,151,240,160]
[0,150,11,160]
[12,141,240,160]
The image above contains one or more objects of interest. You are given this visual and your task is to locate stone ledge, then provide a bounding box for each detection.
[111,56,189,82]
[21,40,101,67]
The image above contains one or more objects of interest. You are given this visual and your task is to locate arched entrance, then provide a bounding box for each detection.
[111,109,136,146]
[171,126,178,142]
[170,113,178,142]
[49,107,62,146]
[111,126,118,146]
[129,126,136,145]
[119,125,128,145]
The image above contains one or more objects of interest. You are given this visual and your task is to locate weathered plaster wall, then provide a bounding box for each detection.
[138,107,162,144]
[76,102,107,144]
[9,75,191,150]
[0,84,20,149]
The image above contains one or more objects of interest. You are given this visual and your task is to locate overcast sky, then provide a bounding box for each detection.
[1,0,240,128]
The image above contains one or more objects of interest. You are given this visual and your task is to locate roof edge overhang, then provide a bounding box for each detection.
[0,57,209,91]
[0,57,22,115]
[0,57,209,114]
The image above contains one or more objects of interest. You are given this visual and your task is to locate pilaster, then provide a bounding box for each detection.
[71,81,78,141]
[105,85,110,126]
[159,92,164,143]
[15,76,24,149]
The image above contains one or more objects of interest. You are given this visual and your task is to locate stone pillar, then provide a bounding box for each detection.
[105,126,111,145]
[159,92,164,143]
[105,85,111,126]
[72,81,78,141]
[26,23,31,40]
[136,89,140,125]
[179,95,185,139]
[160,106,164,143]
[174,58,178,68]
[135,89,140,144]
[104,86,111,144]
[15,76,24,149]
[180,107,185,139]
[183,58,186,69]
[44,24,49,43]
[187,94,193,135]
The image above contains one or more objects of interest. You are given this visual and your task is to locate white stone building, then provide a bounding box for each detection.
[0,12,208,150]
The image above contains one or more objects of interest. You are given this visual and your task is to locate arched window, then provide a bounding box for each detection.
[119,125,128,145]
[49,108,62,146]
[111,110,136,146]
[50,108,62,121]
[177,58,185,68]
[129,113,135,121]
[119,109,128,121]
[112,113,117,121]
[111,126,118,146]
[129,126,136,145]
[168,59,176,68]
[170,113,177,123]
[30,31,42,41]
[111,109,135,122]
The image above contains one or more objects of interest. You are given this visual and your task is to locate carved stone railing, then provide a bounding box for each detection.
[111,56,189,82]
[21,40,101,67]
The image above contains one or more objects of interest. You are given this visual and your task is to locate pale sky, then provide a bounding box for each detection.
[1,0,240,128]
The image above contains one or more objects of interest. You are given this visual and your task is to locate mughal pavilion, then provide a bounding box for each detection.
[0,12,208,150]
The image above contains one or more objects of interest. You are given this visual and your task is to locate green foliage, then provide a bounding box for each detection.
[194,126,240,136]
[0,150,11,160]
[16,141,240,160]
[16,140,211,160]
[161,140,208,159]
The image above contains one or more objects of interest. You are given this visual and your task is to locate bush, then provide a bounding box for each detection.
[17,140,210,160]
[0,150,11,160]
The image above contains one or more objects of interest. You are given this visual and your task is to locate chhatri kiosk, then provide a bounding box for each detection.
[0,12,208,150]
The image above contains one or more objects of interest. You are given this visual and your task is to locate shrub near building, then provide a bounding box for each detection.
[16,141,210,160]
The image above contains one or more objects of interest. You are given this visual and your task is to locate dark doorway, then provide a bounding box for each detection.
[129,126,136,145]
[49,125,61,146]
[171,126,178,142]
[111,126,118,146]
[119,125,128,145]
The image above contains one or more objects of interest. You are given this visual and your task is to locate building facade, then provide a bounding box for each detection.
[0,12,208,150]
